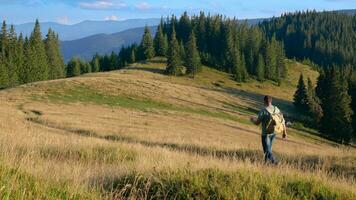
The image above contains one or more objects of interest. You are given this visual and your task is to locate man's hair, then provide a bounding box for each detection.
[264,95,272,104]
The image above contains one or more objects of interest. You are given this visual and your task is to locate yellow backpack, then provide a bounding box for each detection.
[265,106,285,134]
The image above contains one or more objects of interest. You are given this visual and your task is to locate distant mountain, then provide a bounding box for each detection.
[14,18,161,41]
[336,9,356,15]
[61,26,157,61]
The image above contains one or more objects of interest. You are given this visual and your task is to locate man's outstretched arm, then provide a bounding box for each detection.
[250,117,261,125]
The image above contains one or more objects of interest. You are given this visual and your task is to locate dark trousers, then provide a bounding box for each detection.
[261,134,277,164]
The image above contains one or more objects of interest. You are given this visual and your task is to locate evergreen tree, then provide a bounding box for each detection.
[185,31,201,77]
[319,68,353,143]
[29,19,48,81]
[140,26,154,61]
[66,58,81,77]
[154,24,168,57]
[0,57,8,88]
[166,27,183,75]
[256,54,265,81]
[109,51,118,70]
[17,33,25,84]
[306,77,323,125]
[7,25,19,86]
[293,74,308,111]
[179,40,185,65]
[45,29,65,79]
[91,55,100,72]
[130,49,136,63]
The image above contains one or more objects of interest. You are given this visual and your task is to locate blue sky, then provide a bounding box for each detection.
[0,0,355,24]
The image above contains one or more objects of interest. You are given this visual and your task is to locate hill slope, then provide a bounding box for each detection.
[0,59,355,199]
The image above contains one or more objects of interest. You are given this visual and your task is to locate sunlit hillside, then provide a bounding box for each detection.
[0,59,355,199]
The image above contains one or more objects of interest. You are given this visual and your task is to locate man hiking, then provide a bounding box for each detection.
[250,95,287,164]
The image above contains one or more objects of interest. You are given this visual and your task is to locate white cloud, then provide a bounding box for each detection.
[105,15,119,21]
[135,2,150,10]
[79,0,127,9]
[57,16,70,24]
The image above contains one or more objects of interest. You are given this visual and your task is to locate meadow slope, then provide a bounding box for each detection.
[0,59,355,199]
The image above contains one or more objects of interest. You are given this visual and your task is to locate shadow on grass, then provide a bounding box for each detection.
[26,116,356,180]
[125,67,166,74]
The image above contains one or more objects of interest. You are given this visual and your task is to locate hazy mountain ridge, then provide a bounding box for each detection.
[61,26,157,61]
[14,18,161,41]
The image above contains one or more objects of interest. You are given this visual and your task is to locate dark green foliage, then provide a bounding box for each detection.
[306,78,323,125]
[349,73,356,141]
[0,57,9,88]
[0,20,64,87]
[317,68,353,143]
[45,29,65,79]
[260,11,355,69]
[66,57,81,77]
[256,54,265,81]
[29,19,49,81]
[166,27,183,76]
[140,26,154,61]
[91,55,100,72]
[159,13,286,83]
[185,32,201,77]
[153,24,168,57]
[293,74,308,111]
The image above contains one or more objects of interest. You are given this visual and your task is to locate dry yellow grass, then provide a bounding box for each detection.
[0,59,355,199]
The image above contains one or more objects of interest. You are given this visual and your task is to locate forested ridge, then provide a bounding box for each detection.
[260,10,355,69]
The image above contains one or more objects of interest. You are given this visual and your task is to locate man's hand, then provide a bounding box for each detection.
[250,117,257,123]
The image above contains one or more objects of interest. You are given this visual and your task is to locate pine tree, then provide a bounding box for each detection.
[319,68,353,143]
[166,27,183,76]
[185,31,201,77]
[293,74,308,111]
[109,51,117,70]
[179,40,185,65]
[0,21,9,88]
[91,55,100,72]
[154,24,168,57]
[17,33,25,84]
[306,77,323,125]
[140,26,154,61]
[66,58,81,77]
[130,49,136,63]
[45,29,65,80]
[29,19,48,81]
[256,54,265,81]
[7,25,19,86]
[0,57,8,88]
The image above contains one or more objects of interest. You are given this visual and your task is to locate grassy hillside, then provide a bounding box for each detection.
[0,59,355,199]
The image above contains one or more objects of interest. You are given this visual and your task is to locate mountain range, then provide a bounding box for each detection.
[14,18,161,41]
[61,26,157,61]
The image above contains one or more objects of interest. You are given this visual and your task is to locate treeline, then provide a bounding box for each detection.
[0,20,65,88]
[160,12,287,82]
[260,10,355,69]
[92,12,287,83]
[286,11,356,143]
[294,67,356,143]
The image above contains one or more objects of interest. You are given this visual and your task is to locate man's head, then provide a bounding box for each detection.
[264,95,272,106]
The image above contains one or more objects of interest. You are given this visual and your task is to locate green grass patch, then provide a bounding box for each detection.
[0,163,100,199]
[39,146,136,163]
[99,168,355,200]
[36,85,247,123]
